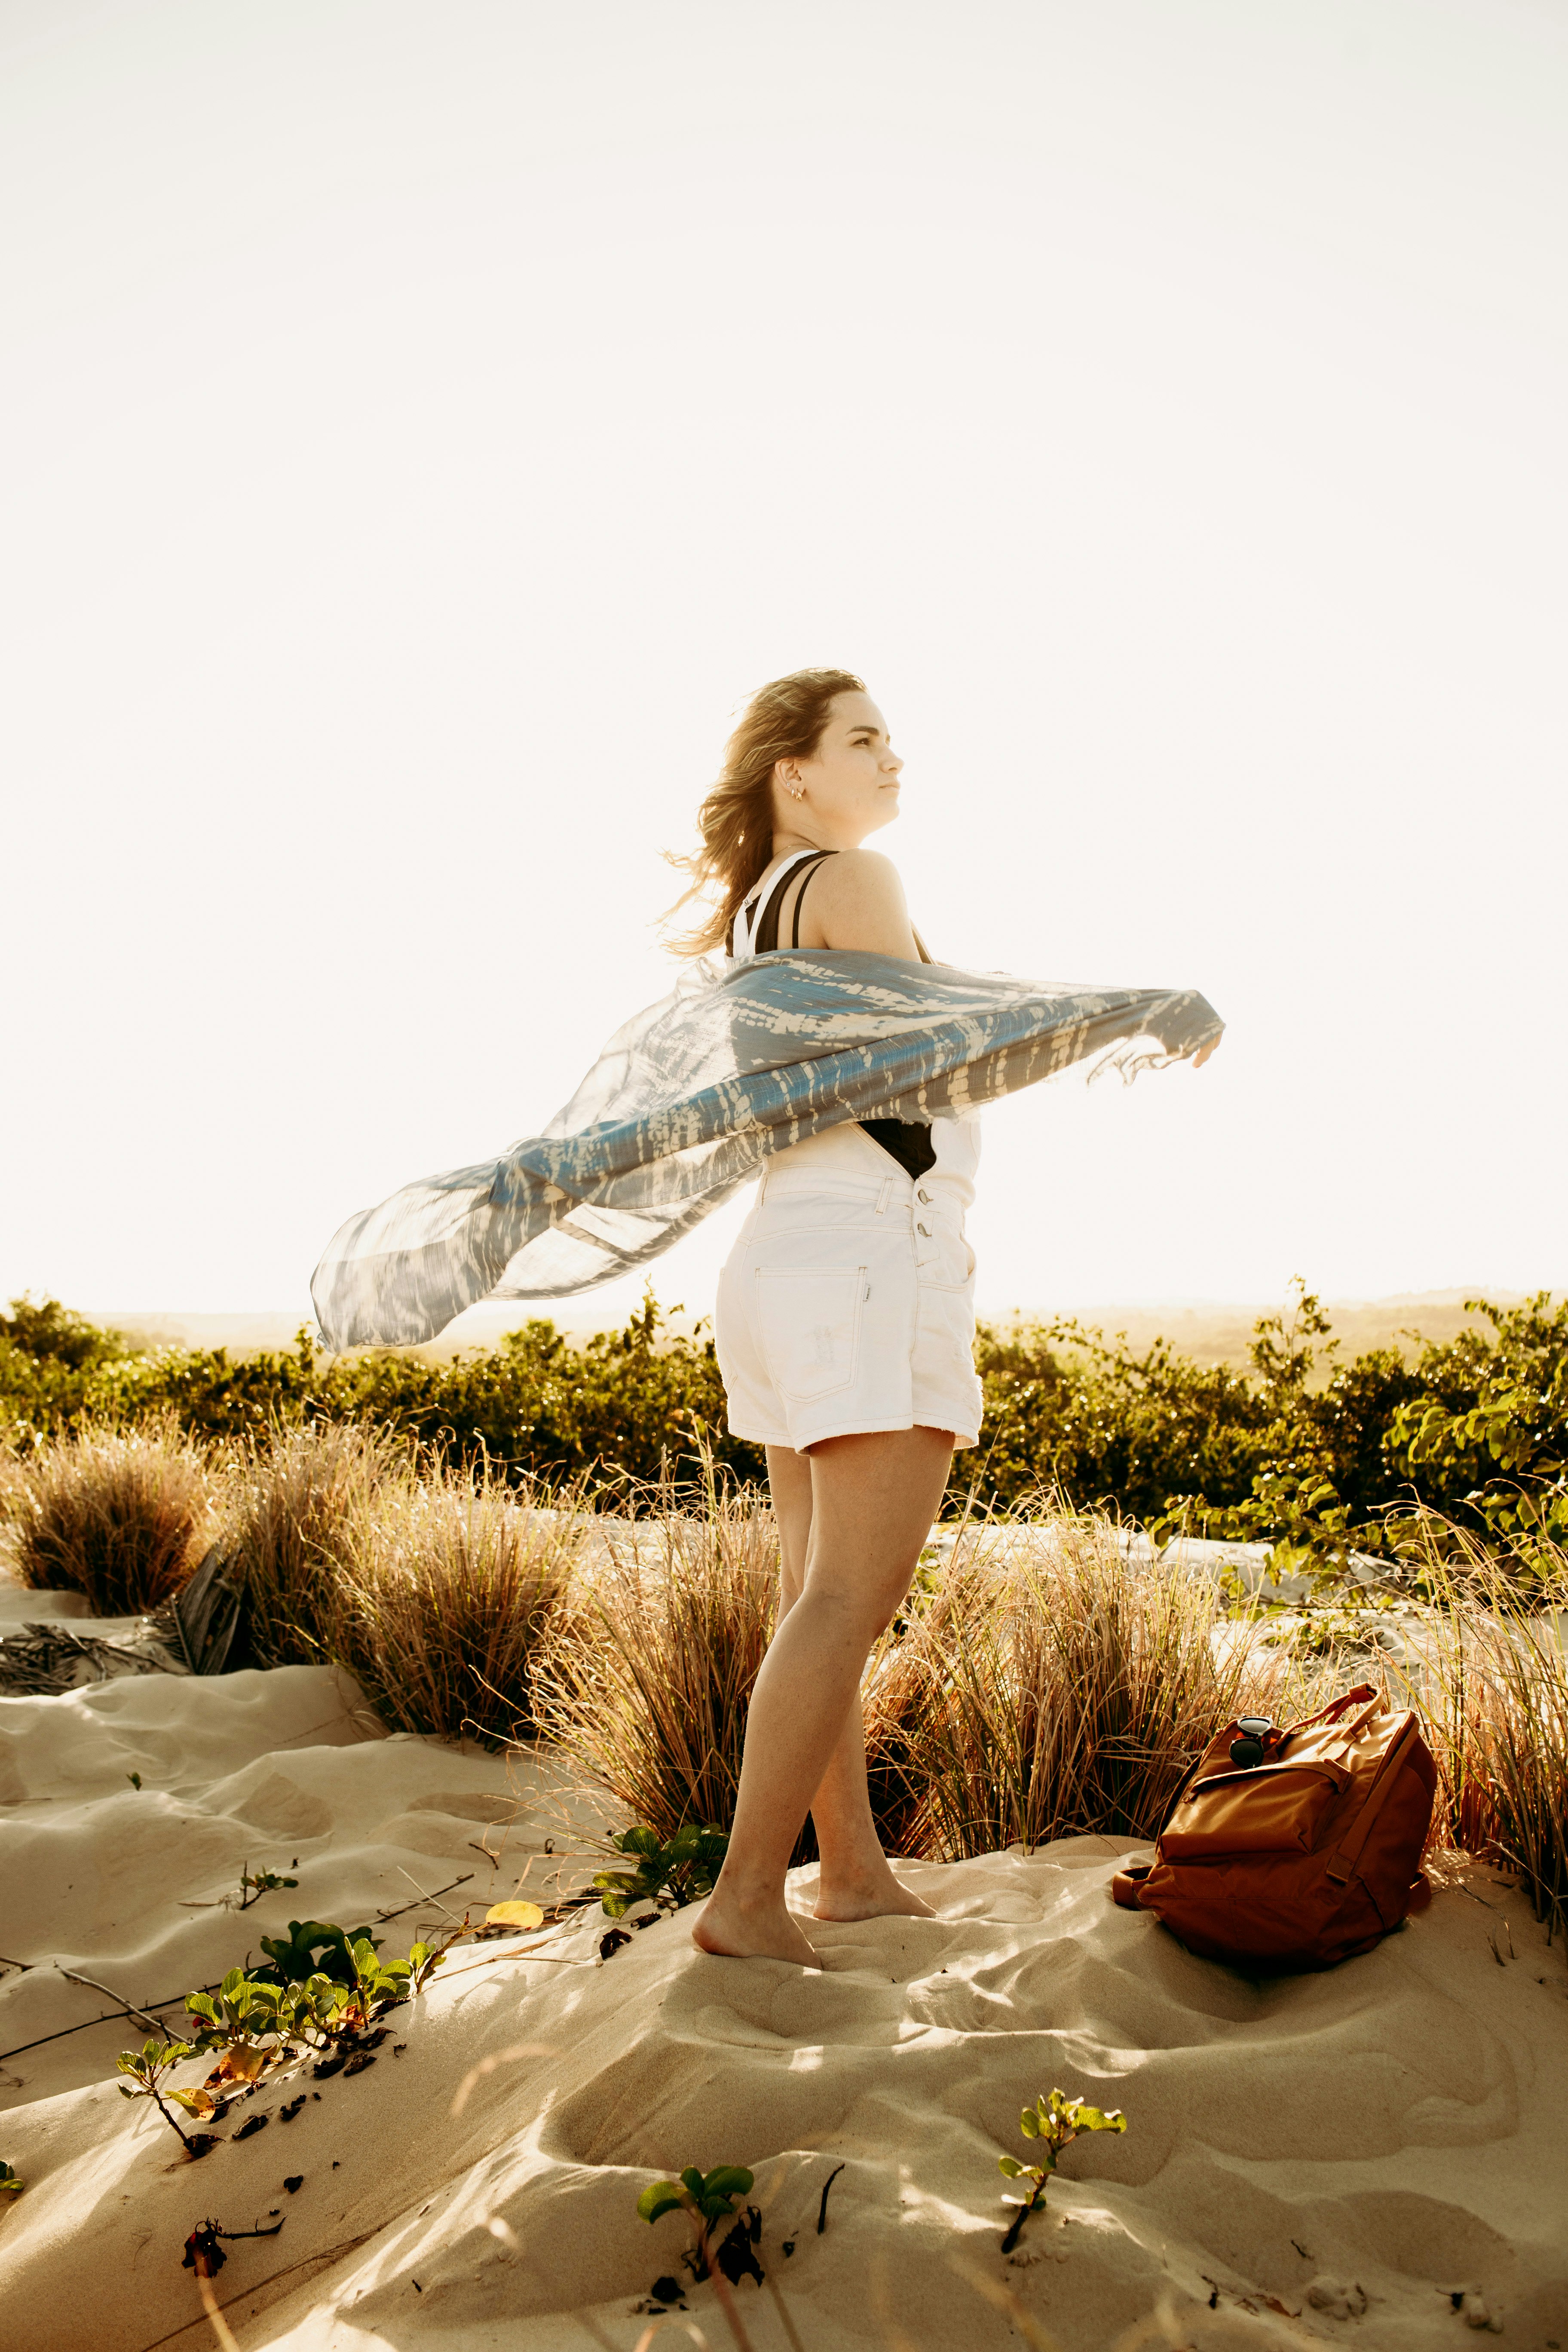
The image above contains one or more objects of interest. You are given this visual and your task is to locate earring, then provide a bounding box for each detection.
[789,782,804,800]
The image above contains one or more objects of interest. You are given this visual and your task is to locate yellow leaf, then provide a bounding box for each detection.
[218,2043,266,2082]
[484,1901,545,1931]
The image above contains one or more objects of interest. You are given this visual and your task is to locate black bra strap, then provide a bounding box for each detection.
[747,848,934,961]
[754,848,836,953]
[791,851,835,946]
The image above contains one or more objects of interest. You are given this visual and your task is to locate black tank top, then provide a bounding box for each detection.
[735,850,937,1181]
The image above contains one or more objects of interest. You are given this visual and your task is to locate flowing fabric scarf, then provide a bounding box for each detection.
[311,952,1222,1350]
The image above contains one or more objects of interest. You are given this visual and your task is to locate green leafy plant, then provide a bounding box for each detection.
[337,1934,409,2027]
[237,1861,298,1910]
[998,2090,1127,2252]
[254,1919,377,1991]
[9,1286,1564,1571]
[1390,1343,1568,1567]
[0,2159,24,2202]
[638,2163,755,2239]
[116,2039,218,2154]
[386,1939,448,1998]
[637,2165,763,2337]
[183,1970,289,2082]
[594,1823,730,1918]
[274,1971,353,2050]
[204,1920,448,2059]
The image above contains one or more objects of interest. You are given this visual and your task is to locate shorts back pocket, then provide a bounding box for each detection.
[755,1266,866,1403]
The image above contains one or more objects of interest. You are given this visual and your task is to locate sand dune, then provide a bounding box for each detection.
[3,1640,1567,2349]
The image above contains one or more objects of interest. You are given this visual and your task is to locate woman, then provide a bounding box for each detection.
[310,671,1220,1966]
[669,668,995,1967]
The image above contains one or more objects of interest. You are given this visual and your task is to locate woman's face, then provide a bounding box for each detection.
[778,690,903,846]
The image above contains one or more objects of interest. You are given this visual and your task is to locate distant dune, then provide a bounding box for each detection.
[83,1290,1530,1370]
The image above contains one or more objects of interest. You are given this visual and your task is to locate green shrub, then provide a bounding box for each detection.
[0,1296,133,1446]
[973,1317,1274,1520]
[5,1284,1562,1581]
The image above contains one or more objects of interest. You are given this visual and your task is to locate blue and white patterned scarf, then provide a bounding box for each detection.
[311,952,1222,1349]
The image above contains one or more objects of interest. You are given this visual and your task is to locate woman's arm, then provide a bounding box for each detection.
[793,850,921,959]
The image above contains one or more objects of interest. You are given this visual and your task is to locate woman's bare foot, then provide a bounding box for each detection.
[692,1887,822,1967]
[813,1859,937,1923]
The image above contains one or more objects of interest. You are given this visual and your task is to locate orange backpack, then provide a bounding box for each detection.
[1112,1684,1437,1972]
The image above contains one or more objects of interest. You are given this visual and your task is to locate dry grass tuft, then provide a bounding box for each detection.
[1387,1521,1568,1939]
[223,1420,398,1666]
[534,1492,1310,1869]
[340,1470,580,1746]
[869,1507,1302,1860]
[536,1485,778,1841]
[2,1420,214,1613]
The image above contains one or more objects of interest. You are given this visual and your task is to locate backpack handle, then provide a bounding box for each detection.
[1287,1682,1380,1741]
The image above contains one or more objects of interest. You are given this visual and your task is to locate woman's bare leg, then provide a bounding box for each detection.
[763,1442,936,1923]
[693,1426,953,1964]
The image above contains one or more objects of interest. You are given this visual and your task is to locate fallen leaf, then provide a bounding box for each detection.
[484,1901,545,1931]
[218,2044,267,2084]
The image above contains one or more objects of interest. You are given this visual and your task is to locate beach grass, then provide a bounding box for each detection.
[1390,1522,1568,1939]
[0,1418,213,1614]
[337,1467,582,1746]
[865,1502,1308,1859]
[4,1414,1564,1920]
[534,1479,778,1843]
[221,1419,398,1666]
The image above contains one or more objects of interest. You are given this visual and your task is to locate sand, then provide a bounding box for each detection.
[3,1623,1567,2350]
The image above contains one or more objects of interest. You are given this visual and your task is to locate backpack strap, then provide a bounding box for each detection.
[1325,1713,1421,1888]
[1111,1864,1154,1910]
[1287,1683,1379,1740]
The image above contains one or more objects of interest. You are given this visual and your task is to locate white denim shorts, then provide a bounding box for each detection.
[714,1117,984,1455]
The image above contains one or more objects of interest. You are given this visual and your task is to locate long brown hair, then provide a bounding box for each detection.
[665,668,866,956]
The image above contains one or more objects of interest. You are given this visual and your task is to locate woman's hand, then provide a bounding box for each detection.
[1191,1036,1222,1069]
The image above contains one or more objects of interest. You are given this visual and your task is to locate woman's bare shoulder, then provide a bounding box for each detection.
[813,848,909,912]
[805,848,917,955]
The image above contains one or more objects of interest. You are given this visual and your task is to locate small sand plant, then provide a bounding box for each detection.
[236,1862,298,1910]
[594,1823,729,1918]
[537,1482,776,1841]
[245,1920,448,2037]
[638,2165,761,2348]
[116,2040,219,2157]
[0,2159,23,2203]
[6,1419,213,1612]
[182,1971,291,2084]
[181,2215,282,2278]
[146,1920,452,2140]
[998,2090,1127,2252]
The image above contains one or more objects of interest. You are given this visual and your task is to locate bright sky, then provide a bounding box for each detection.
[5,0,1565,1337]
